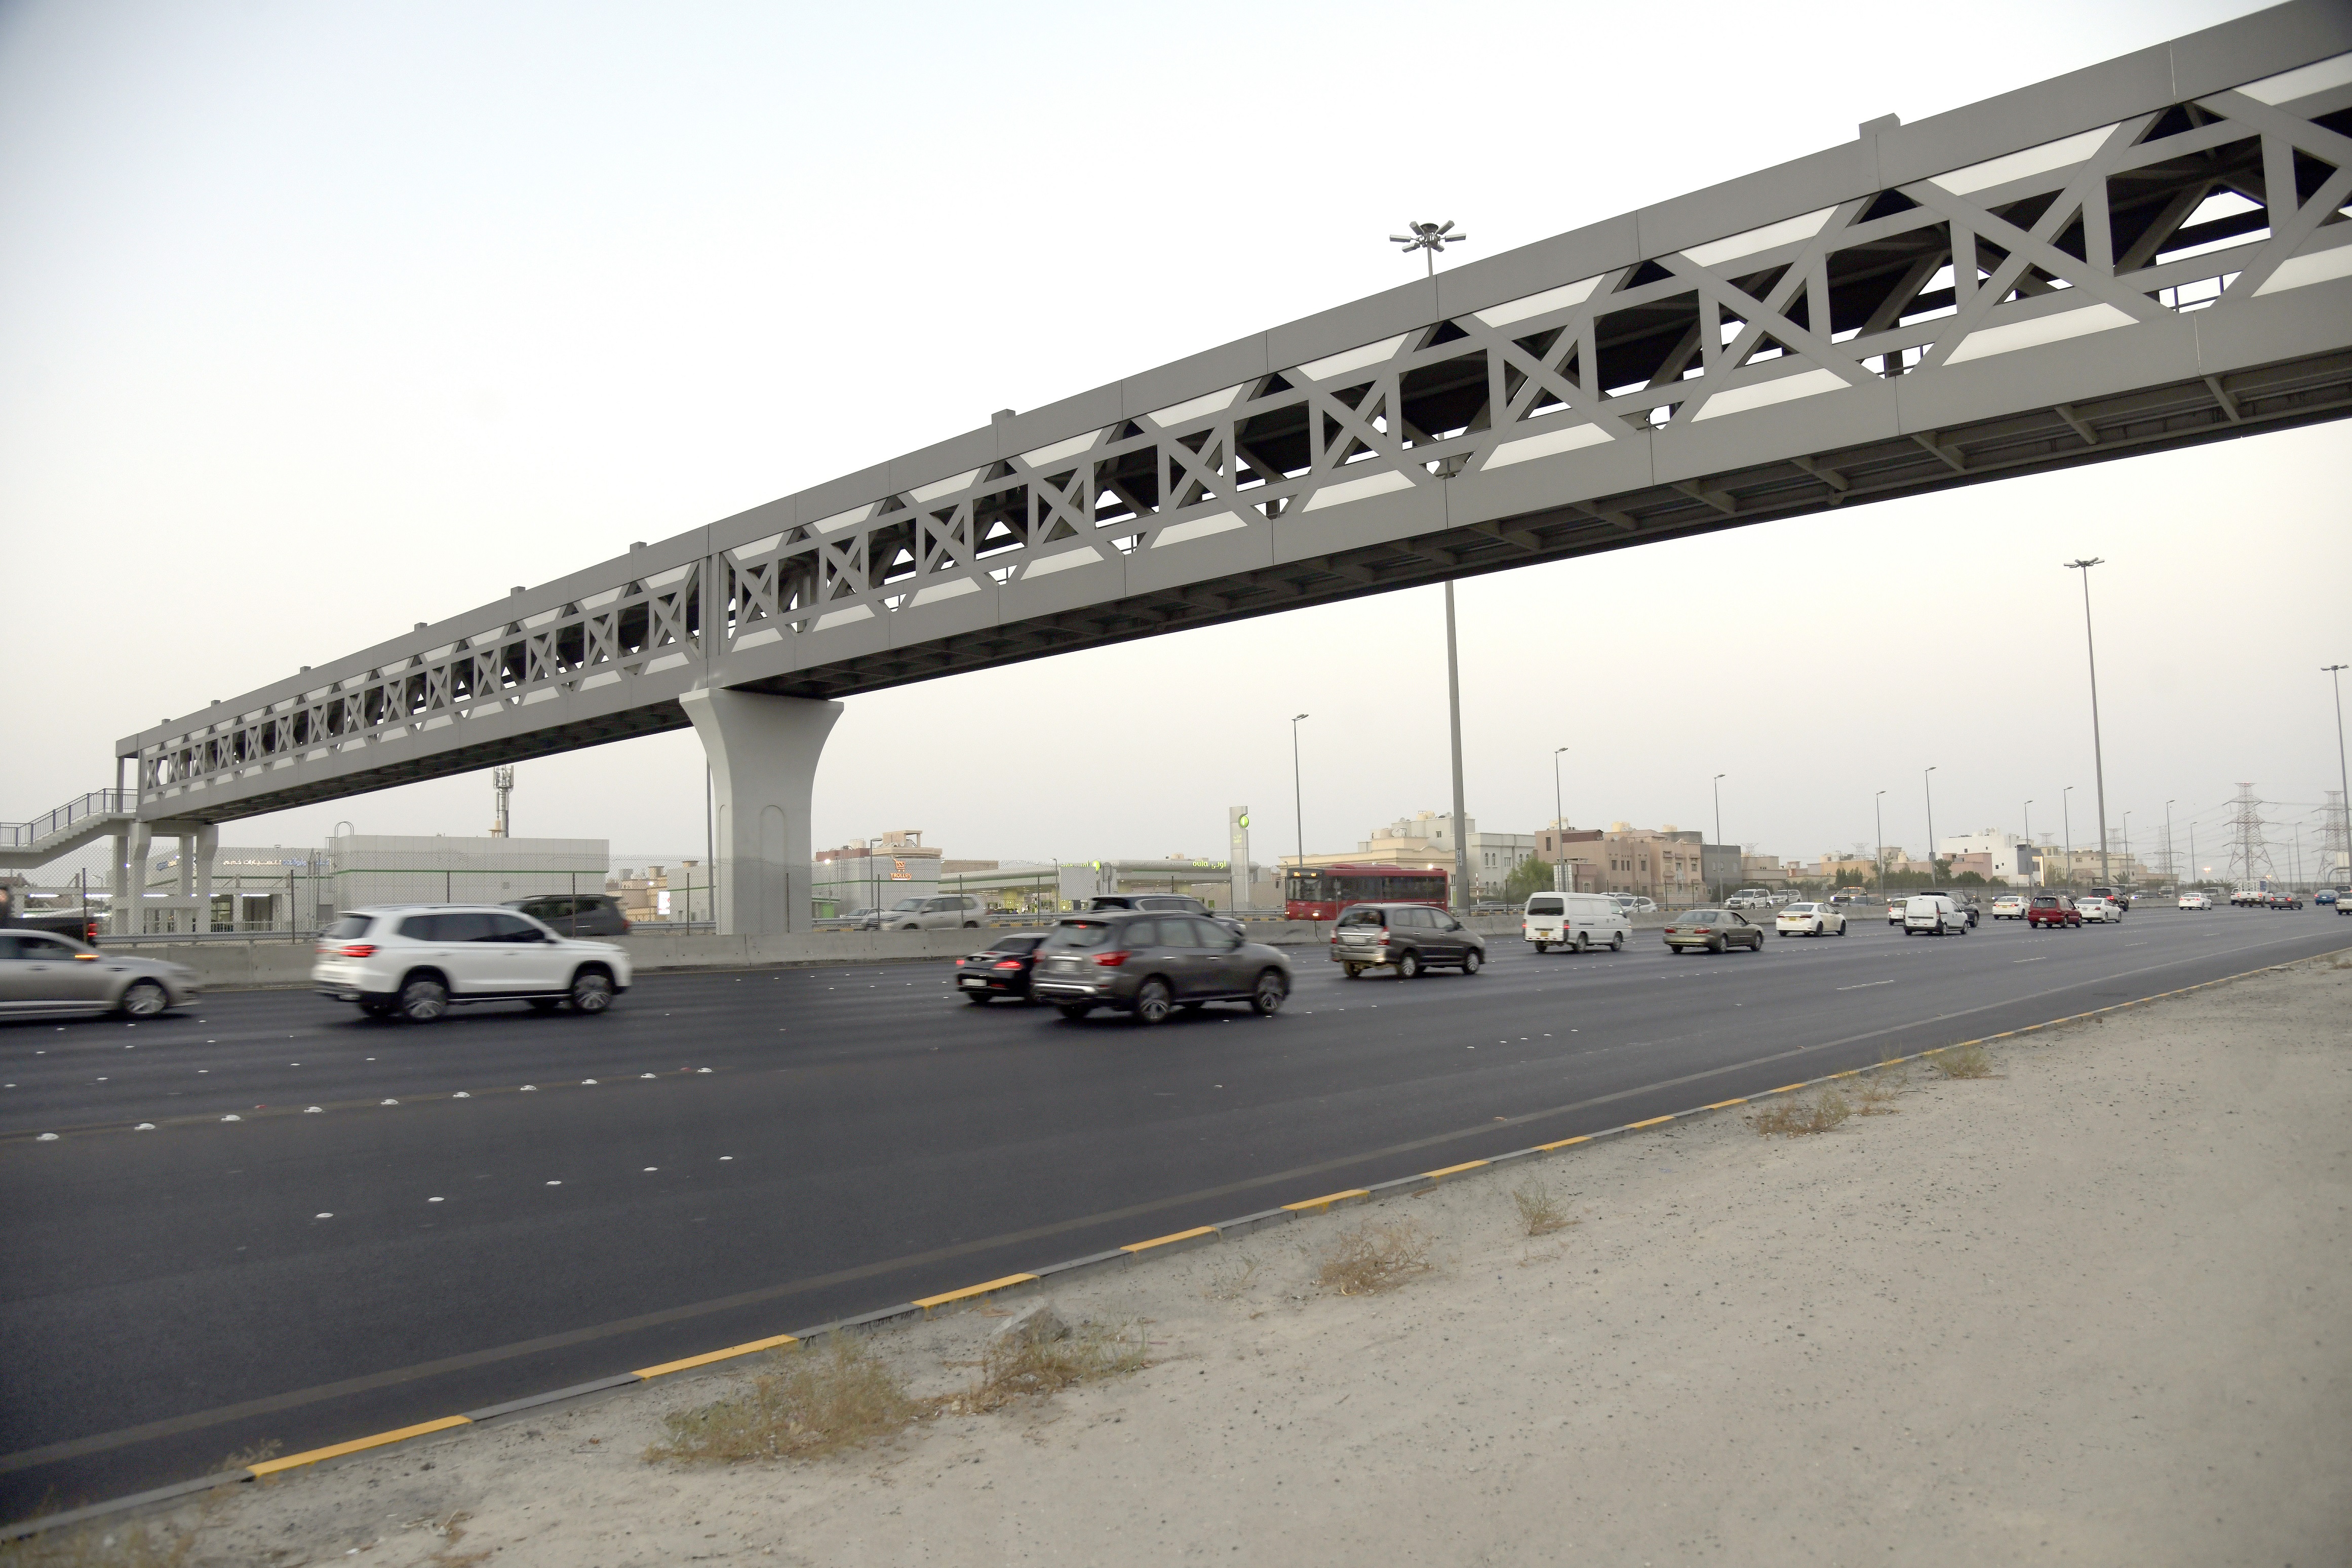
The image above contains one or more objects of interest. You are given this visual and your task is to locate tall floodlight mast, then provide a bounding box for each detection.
[1390,220,1469,278]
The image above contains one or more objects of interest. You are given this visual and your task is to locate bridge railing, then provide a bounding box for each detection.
[1,791,132,850]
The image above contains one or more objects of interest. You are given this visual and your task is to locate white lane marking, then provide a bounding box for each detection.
[1836,980,1895,991]
[2014,957,2047,964]
[545,1180,561,1186]
[315,1212,332,1220]
[428,1196,444,1203]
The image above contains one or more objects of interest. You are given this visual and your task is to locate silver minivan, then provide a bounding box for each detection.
[875,894,985,930]
[1902,894,1969,936]
[1522,892,1630,953]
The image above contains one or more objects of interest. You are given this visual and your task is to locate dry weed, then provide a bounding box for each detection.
[1751,1087,1852,1137]
[942,1324,1149,1415]
[1853,1062,1906,1115]
[1510,1181,1574,1237]
[0,1519,198,1568]
[1926,1043,1996,1079]
[644,1335,922,1464]
[1317,1217,1436,1295]
[1201,1255,1264,1301]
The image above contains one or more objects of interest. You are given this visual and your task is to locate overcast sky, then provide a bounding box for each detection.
[4,0,2344,883]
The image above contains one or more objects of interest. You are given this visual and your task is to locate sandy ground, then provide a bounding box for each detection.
[55,954,2352,1567]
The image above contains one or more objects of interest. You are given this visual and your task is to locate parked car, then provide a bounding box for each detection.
[1087,893,1245,937]
[1522,892,1630,954]
[2177,891,2213,910]
[1330,902,1488,978]
[868,894,986,931]
[2027,894,2081,928]
[2076,895,2124,923]
[954,933,1047,1003]
[1775,901,1847,937]
[503,893,631,937]
[1661,909,1765,953]
[0,930,201,1017]
[1725,888,1774,910]
[1902,894,1970,936]
[311,905,632,1021]
[1029,910,1292,1022]
[1990,894,2027,920]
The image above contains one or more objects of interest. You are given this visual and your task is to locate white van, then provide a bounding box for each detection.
[1901,894,1968,936]
[1523,892,1631,953]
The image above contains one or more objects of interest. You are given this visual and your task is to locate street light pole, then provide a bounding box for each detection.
[1551,746,1569,893]
[1391,220,1469,277]
[2066,558,2112,889]
[2062,786,2074,889]
[1712,774,1727,899]
[2164,799,2176,888]
[2327,665,2350,887]
[2122,810,2133,886]
[1290,714,1310,906]
[1924,766,1938,883]
[1874,791,1886,900]
[2024,800,2034,886]
[1444,583,1471,913]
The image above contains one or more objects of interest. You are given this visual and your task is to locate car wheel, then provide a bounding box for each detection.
[963,991,993,1005]
[1610,932,1624,951]
[1343,963,1364,978]
[398,976,449,1023]
[1055,1004,1092,1021]
[1533,942,1550,954]
[529,997,561,1013]
[963,921,979,928]
[568,970,615,1014]
[1133,978,1174,1025]
[118,979,169,1017]
[1396,950,1423,979]
[1574,933,1590,953]
[1835,922,1847,936]
[1708,936,1726,954]
[1251,969,1287,1015]
[1462,949,1483,975]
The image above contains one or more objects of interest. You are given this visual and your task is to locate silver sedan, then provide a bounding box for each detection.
[0,931,201,1018]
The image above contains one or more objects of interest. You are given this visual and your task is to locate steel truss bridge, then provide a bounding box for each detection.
[102,2,2352,928]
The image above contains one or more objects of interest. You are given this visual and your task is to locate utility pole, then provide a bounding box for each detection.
[1290,714,1310,905]
[1874,790,1886,900]
[1551,746,1570,894]
[2163,799,2176,889]
[1444,583,1471,913]
[2023,800,2034,886]
[2062,786,2074,889]
[2066,559,2112,888]
[2326,665,2350,887]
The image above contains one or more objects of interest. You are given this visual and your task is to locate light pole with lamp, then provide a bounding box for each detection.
[2062,786,2074,889]
[1551,746,1570,893]
[2326,665,2350,887]
[2066,558,2113,889]
[1290,714,1310,908]
[1923,766,1938,883]
[1391,221,1468,277]
[2122,810,2133,889]
[2024,800,2034,886]
[1874,791,1887,901]
[1444,584,1471,914]
[2164,799,2176,889]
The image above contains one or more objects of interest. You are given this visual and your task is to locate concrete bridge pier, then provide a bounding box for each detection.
[185,824,217,932]
[110,821,150,936]
[680,687,843,937]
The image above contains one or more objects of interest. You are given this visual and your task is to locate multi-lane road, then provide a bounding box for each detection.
[3,906,2345,1517]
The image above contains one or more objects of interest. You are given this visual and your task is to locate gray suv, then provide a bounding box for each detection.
[1086,892,1246,937]
[1330,902,1487,978]
[505,893,630,937]
[1029,910,1292,1023]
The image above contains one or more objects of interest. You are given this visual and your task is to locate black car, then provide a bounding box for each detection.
[1030,910,1293,1023]
[955,933,1047,1003]
[504,893,631,937]
[1328,901,1487,979]
[1086,892,1246,937]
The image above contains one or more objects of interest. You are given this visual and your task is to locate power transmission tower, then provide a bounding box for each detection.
[2224,782,2277,889]
[2319,789,2349,887]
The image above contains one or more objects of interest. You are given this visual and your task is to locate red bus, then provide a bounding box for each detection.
[1284,863,1448,921]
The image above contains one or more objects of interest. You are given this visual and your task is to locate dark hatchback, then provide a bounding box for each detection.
[1329,902,1487,978]
[1028,910,1292,1023]
[955,933,1047,1003]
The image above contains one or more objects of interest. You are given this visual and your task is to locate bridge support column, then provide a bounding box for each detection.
[113,823,150,936]
[680,687,843,938]
[189,825,217,932]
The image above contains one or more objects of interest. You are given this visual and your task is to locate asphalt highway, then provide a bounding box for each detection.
[3,906,2345,1517]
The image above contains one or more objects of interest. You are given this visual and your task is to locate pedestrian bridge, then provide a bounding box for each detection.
[113,1,2352,932]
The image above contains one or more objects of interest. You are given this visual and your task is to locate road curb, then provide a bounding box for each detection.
[8,942,2345,1541]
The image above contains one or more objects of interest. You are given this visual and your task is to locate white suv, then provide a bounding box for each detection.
[312,905,632,1022]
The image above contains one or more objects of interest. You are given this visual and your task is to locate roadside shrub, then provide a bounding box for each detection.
[943,1324,1149,1416]
[1853,1061,1906,1115]
[1317,1218,1436,1295]
[1926,1043,1995,1079]
[1510,1181,1574,1237]
[644,1336,921,1464]
[1751,1087,1852,1136]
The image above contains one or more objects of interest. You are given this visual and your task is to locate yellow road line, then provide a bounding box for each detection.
[913,1274,1040,1315]
[1121,1226,1217,1254]
[635,1332,800,1378]
[1702,1098,1749,1110]
[1534,1135,1591,1150]
[1627,1115,1676,1129]
[248,1415,470,1476]
[1282,1189,1369,1212]
[1421,1160,1489,1182]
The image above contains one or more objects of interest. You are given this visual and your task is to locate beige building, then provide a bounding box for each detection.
[1538,823,1711,903]
[1284,812,1536,898]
